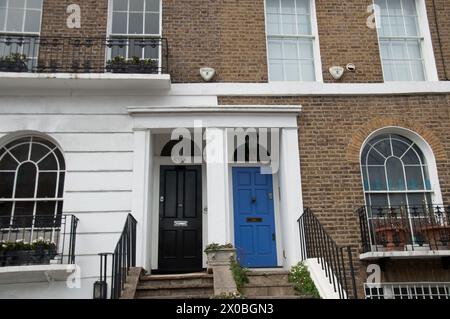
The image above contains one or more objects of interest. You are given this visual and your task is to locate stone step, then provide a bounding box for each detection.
[136,285,214,298]
[138,277,213,288]
[137,294,212,300]
[140,273,212,281]
[246,272,290,286]
[242,284,297,297]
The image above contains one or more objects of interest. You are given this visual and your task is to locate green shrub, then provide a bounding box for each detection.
[288,262,321,298]
[230,258,249,293]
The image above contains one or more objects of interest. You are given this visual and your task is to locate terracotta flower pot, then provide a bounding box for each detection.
[375,226,409,251]
[422,225,450,249]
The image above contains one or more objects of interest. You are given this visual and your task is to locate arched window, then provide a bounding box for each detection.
[0,136,65,228]
[361,133,433,209]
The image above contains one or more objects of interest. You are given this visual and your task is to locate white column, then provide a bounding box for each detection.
[279,127,303,268]
[131,128,152,270]
[205,127,229,244]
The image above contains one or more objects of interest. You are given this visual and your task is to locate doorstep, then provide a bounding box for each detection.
[0,264,77,284]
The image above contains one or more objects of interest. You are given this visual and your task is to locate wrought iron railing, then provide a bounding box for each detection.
[357,205,450,253]
[0,214,79,267]
[97,214,137,299]
[298,208,358,299]
[0,34,168,74]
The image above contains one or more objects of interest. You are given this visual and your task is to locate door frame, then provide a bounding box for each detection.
[151,156,207,271]
[228,163,283,268]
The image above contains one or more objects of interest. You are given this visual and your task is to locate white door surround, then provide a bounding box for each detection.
[129,105,303,272]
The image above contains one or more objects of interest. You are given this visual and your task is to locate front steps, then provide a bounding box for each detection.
[242,270,313,299]
[131,270,315,299]
[135,273,214,299]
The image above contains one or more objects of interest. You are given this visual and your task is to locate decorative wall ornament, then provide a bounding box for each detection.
[66,4,81,29]
[329,66,345,80]
[200,67,216,82]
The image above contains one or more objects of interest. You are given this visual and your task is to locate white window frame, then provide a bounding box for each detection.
[264,0,323,82]
[0,0,43,35]
[374,0,438,81]
[365,282,450,299]
[106,0,163,70]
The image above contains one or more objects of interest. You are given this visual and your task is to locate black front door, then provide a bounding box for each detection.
[158,165,203,273]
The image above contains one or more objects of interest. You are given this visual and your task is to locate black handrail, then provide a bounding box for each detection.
[298,208,358,299]
[0,214,79,267]
[97,214,137,299]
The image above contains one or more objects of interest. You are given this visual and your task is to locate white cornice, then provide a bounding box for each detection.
[127,105,302,115]
[169,81,450,96]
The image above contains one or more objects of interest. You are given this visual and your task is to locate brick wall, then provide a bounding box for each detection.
[162,0,268,83]
[33,0,450,82]
[219,94,450,293]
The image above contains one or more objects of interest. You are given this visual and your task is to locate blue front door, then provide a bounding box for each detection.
[232,167,277,268]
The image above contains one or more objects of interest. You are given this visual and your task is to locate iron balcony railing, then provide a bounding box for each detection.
[298,208,358,299]
[0,214,79,267]
[0,34,168,74]
[97,214,137,299]
[357,205,450,253]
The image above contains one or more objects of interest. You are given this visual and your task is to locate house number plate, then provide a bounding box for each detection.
[174,220,188,227]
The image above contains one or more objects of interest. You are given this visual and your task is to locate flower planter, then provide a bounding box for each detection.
[375,226,409,251]
[0,61,28,73]
[422,225,450,250]
[2,249,57,266]
[205,248,236,273]
[106,63,158,74]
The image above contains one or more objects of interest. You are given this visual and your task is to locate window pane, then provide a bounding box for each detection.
[112,12,127,34]
[0,172,14,198]
[269,60,283,80]
[6,9,24,32]
[0,8,5,31]
[297,14,311,34]
[386,157,406,190]
[300,60,315,81]
[362,166,369,190]
[10,144,30,162]
[15,162,37,198]
[298,39,313,58]
[113,0,128,11]
[129,12,143,34]
[145,12,159,34]
[368,166,387,190]
[38,153,57,170]
[402,148,421,164]
[410,60,425,81]
[296,0,310,14]
[267,13,280,34]
[0,202,12,227]
[281,0,295,14]
[30,144,50,162]
[367,149,385,165]
[267,0,279,13]
[10,0,25,9]
[392,140,410,157]
[402,0,417,15]
[388,0,402,15]
[389,193,407,206]
[395,60,411,81]
[0,0,6,8]
[24,9,41,32]
[285,60,300,81]
[405,166,425,190]
[404,16,418,36]
[27,0,42,9]
[281,13,296,34]
[268,40,283,59]
[145,0,159,12]
[407,193,426,207]
[58,173,65,197]
[130,0,144,11]
[369,193,389,209]
[373,139,392,157]
[284,40,298,59]
[0,152,18,170]
[37,172,57,198]
[389,16,405,36]
[382,61,395,81]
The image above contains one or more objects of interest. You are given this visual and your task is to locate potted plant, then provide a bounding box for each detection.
[1,238,57,266]
[0,53,29,72]
[106,55,158,74]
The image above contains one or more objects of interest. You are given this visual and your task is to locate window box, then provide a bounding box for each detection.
[1,248,57,267]
[375,226,409,251]
[0,54,29,73]
[106,56,159,74]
